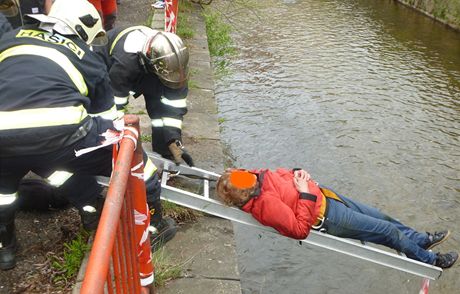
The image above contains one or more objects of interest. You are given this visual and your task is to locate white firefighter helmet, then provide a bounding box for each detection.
[30,0,107,46]
[0,0,19,17]
[141,31,189,89]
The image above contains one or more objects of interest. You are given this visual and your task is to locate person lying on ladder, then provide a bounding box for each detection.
[216,168,458,269]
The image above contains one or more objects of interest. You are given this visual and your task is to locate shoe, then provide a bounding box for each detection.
[152,1,165,9]
[0,224,18,271]
[149,217,177,252]
[425,230,450,250]
[78,196,104,231]
[434,252,458,269]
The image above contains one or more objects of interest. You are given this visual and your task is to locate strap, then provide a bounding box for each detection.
[320,187,347,205]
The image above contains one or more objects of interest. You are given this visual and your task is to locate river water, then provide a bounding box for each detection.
[212,0,460,293]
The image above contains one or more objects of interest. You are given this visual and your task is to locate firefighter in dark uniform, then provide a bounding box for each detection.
[3,0,176,253]
[0,1,158,282]
[95,26,194,168]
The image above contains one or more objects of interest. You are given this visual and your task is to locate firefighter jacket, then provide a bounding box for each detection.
[0,25,117,156]
[95,26,188,157]
[241,169,324,240]
[0,14,13,39]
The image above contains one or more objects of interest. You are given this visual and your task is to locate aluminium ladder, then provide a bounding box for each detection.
[100,152,443,280]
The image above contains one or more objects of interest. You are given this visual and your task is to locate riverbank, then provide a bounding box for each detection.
[148,3,241,293]
[396,0,460,31]
[72,1,241,293]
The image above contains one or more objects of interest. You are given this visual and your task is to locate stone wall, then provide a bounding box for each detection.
[397,0,460,31]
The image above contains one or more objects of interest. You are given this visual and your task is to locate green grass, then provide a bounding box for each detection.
[188,79,198,89]
[152,248,183,287]
[177,0,195,39]
[202,8,236,74]
[51,230,91,285]
[203,9,235,57]
[146,10,154,27]
[141,134,152,143]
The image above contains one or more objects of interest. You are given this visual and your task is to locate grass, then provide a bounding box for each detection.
[141,134,152,142]
[203,9,235,57]
[152,248,184,287]
[202,7,236,74]
[51,230,91,285]
[177,0,195,39]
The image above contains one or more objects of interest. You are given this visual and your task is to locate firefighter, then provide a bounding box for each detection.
[95,25,194,168]
[0,2,159,281]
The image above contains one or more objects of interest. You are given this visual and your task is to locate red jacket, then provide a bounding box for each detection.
[241,168,324,239]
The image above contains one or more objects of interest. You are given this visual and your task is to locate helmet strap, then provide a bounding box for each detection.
[137,52,151,74]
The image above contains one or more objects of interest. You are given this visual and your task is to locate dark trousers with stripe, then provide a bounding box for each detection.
[0,124,161,222]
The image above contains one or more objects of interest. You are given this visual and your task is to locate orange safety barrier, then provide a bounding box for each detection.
[80,115,154,294]
[165,0,179,33]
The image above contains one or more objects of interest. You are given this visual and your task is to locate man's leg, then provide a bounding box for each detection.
[0,165,27,270]
[324,198,437,264]
[333,193,430,247]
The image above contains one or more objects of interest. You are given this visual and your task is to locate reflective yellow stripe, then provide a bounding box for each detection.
[0,45,88,96]
[114,96,129,105]
[109,26,148,55]
[151,119,163,127]
[144,158,158,181]
[89,105,118,120]
[0,192,17,205]
[150,118,182,129]
[0,105,88,130]
[160,96,187,108]
[162,117,182,129]
[47,171,73,187]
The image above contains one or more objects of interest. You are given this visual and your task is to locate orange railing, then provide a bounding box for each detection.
[80,115,154,294]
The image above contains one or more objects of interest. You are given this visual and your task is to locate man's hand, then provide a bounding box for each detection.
[293,169,311,193]
[168,140,195,166]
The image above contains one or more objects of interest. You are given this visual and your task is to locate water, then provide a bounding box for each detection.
[213,0,460,293]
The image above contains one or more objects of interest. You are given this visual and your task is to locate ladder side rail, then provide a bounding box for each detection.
[160,183,442,280]
[147,152,221,181]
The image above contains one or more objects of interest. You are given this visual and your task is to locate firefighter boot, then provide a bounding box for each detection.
[0,207,18,270]
[148,200,177,252]
[78,195,105,231]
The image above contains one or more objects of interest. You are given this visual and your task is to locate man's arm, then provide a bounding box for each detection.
[250,193,318,240]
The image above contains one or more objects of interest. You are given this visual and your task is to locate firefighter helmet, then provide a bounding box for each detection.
[141,31,189,89]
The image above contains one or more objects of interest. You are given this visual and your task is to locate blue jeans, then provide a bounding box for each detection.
[323,194,436,264]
